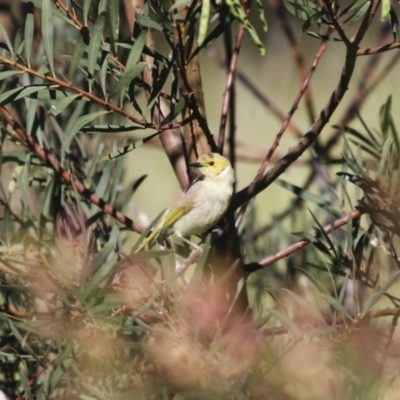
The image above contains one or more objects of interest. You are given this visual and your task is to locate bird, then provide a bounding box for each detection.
[134,152,235,253]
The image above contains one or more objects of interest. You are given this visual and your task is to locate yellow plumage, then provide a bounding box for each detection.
[134,153,235,253]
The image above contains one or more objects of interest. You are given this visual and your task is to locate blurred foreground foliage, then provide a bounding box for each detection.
[1,0,400,399]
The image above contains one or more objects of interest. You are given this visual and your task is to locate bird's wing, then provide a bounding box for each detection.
[161,207,186,230]
[134,185,197,253]
[157,186,198,233]
[141,204,189,248]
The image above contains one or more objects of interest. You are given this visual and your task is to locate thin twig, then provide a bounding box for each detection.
[357,40,400,55]
[269,0,316,122]
[323,0,352,47]
[0,56,189,132]
[207,47,303,137]
[248,210,362,272]
[218,25,244,154]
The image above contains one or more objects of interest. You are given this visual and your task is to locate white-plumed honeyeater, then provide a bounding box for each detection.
[135,152,235,253]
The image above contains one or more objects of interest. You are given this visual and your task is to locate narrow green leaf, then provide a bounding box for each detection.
[40,173,57,220]
[24,4,34,67]
[160,94,191,125]
[302,9,326,32]
[0,87,25,106]
[83,0,91,25]
[101,131,160,161]
[19,362,34,400]
[377,139,391,180]
[380,95,392,138]
[69,26,90,78]
[381,0,390,20]
[316,292,352,320]
[10,323,40,364]
[338,271,351,308]
[362,272,400,317]
[49,357,73,393]
[85,246,118,295]
[50,94,81,116]
[308,208,335,252]
[109,0,120,45]
[94,158,112,200]
[42,0,55,75]
[0,85,71,105]
[198,0,211,46]
[275,178,343,218]
[3,205,14,248]
[255,0,268,32]
[89,226,118,276]
[0,23,14,57]
[87,12,106,91]
[146,64,171,114]
[136,13,163,31]
[307,31,342,41]
[344,1,371,28]
[283,0,322,20]
[344,0,369,14]
[188,14,234,60]
[13,29,22,60]
[99,39,110,97]
[296,267,329,295]
[62,110,110,157]
[226,0,265,55]
[126,31,146,71]
[14,85,50,101]
[0,70,23,80]
[98,0,107,13]
[110,61,146,98]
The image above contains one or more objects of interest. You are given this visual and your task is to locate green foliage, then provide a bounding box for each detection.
[1,0,400,399]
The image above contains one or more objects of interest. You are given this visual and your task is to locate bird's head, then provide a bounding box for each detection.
[190,153,235,183]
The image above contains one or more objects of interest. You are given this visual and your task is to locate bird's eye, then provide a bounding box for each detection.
[209,161,215,166]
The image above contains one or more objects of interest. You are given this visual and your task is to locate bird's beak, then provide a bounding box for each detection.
[190,161,203,168]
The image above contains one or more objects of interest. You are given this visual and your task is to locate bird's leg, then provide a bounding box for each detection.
[175,231,202,252]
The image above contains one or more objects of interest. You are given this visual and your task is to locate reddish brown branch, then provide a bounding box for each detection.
[218,25,244,154]
[0,57,186,132]
[351,0,381,45]
[269,0,316,122]
[248,210,362,272]
[357,41,400,55]
[0,106,145,234]
[257,38,328,178]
